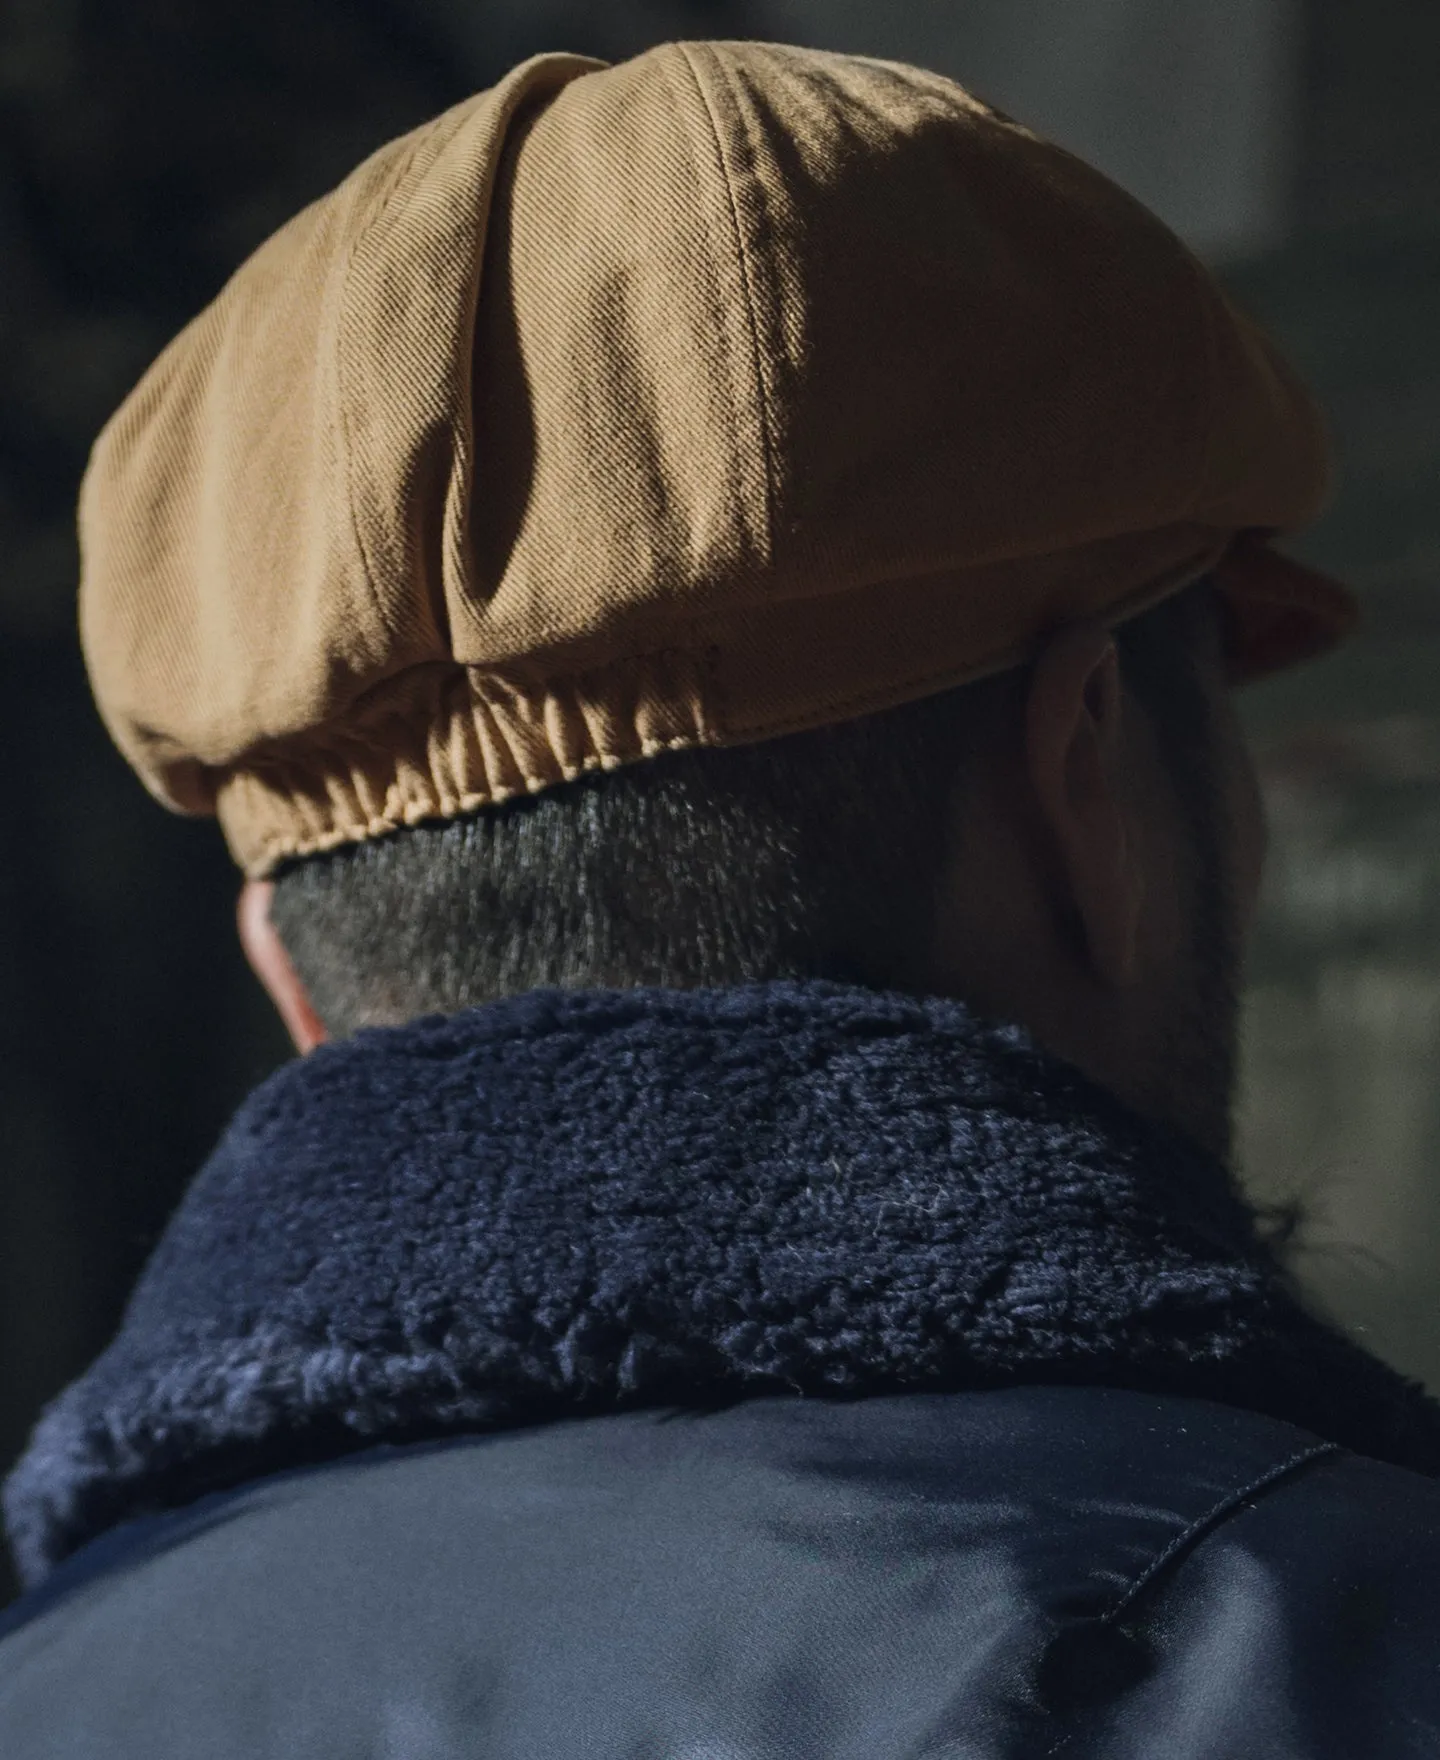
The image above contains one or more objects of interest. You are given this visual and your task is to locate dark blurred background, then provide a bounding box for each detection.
[1,0,1437,1607]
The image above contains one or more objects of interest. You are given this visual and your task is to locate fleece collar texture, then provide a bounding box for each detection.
[8,980,1440,1586]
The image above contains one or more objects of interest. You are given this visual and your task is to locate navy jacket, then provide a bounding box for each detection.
[5,983,1440,1756]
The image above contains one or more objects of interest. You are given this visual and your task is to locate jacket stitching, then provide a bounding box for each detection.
[1104,1440,1340,1627]
[1042,1442,1341,1757]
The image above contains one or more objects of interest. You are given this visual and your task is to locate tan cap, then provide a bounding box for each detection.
[79,40,1357,877]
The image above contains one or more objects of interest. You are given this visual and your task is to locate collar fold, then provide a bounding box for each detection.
[9,981,1440,1586]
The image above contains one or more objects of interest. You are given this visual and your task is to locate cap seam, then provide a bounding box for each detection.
[235,639,710,752]
[220,637,716,867]
[442,58,610,649]
[335,126,438,641]
[673,41,777,561]
[221,548,1219,874]
[336,63,598,652]
[229,529,1214,792]
[711,552,1218,746]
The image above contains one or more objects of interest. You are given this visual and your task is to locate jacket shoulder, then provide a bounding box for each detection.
[4,1387,1440,1758]
[1089,1441,1440,1756]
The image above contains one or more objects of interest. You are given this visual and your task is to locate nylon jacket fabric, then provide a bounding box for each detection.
[5,1391,1440,1757]
[77,41,1351,876]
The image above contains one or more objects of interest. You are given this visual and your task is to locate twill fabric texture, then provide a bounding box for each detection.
[5,984,1440,1757]
[77,41,1355,876]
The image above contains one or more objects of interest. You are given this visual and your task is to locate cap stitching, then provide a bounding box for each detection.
[651,48,756,553]
[335,127,437,638]
[335,65,593,647]
[221,638,714,866]
[674,42,777,560]
[223,544,1219,874]
[714,548,1226,743]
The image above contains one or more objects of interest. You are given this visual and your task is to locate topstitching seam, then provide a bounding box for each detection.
[1041,1441,1339,1760]
[1109,1440,1340,1626]
[673,42,778,561]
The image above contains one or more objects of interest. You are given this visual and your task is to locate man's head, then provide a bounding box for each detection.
[242,578,1262,1165]
[76,41,1346,1169]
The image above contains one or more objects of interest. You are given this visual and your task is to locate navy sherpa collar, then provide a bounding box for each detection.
[8,980,1440,1585]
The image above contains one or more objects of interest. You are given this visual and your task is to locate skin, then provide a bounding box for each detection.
[925,599,1265,1163]
[240,592,1266,1166]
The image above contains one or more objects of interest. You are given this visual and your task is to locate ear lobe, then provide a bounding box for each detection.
[1025,624,1144,990]
[237,879,329,1053]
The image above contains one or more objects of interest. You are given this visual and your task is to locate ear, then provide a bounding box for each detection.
[1024,622,1144,988]
[237,878,328,1053]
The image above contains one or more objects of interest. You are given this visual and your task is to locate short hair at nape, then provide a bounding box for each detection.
[270,584,1217,1035]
